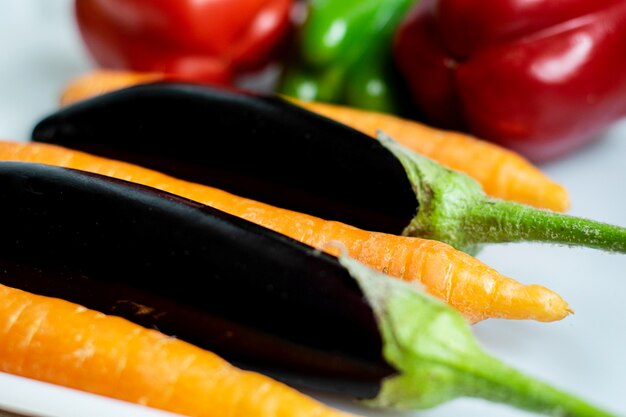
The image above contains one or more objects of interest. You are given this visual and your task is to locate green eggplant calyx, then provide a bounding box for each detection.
[378,131,626,254]
[378,131,485,254]
[339,255,619,416]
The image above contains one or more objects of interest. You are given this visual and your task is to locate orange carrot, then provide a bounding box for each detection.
[0,283,356,417]
[58,70,570,212]
[0,140,570,323]
[59,70,163,107]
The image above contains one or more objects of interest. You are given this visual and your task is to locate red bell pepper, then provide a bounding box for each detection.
[75,0,294,85]
[393,0,626,162]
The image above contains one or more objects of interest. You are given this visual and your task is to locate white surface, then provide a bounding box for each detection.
[0,1,624,416]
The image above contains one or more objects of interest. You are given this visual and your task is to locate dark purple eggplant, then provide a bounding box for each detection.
[30,82,626,255]
[32,82,417,234]
[0,161,616,417]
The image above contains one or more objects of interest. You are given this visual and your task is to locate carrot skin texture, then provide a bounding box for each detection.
[34,82,418,235]
[58,70,570,212]
[0,283,358,417]
[0,141,571,323]
[0,162,394,397]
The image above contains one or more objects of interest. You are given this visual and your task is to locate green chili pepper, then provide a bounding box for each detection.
[342,254,618,416]
[278,0,418,114]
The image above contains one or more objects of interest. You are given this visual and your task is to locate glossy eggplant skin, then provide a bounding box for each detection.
[0,162,395,398]
[32,82,418,234]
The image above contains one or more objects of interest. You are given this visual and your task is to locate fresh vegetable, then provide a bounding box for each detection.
[0,161,616,416]
[58,69,570,212]
[36,82,423,235]
[0,140,571,323]
[394,0,626,162]
[0,283,357,417]
[278,0,417,114]
[74,0,293,84]
[32,82,626,254]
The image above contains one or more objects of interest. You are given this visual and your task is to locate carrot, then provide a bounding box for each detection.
[59,70,163,107]
[58,70,570,212]
[0,140,570,323]
[0,283,356,417]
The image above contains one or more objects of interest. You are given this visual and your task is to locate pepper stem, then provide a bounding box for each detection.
[340,255,618,416]
[378,131,626,255]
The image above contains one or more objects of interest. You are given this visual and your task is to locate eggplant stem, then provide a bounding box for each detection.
[369,133,623,415]
[378,131,626,255]
[464,353,618,417]
[341,255,618,416]
[466,199,626,253]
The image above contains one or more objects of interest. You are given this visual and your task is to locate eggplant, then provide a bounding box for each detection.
[32,82,417,234]
[30,82,626,255]
[0,161,617,417]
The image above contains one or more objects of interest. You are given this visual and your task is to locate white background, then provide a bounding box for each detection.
[0,1,624,416]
